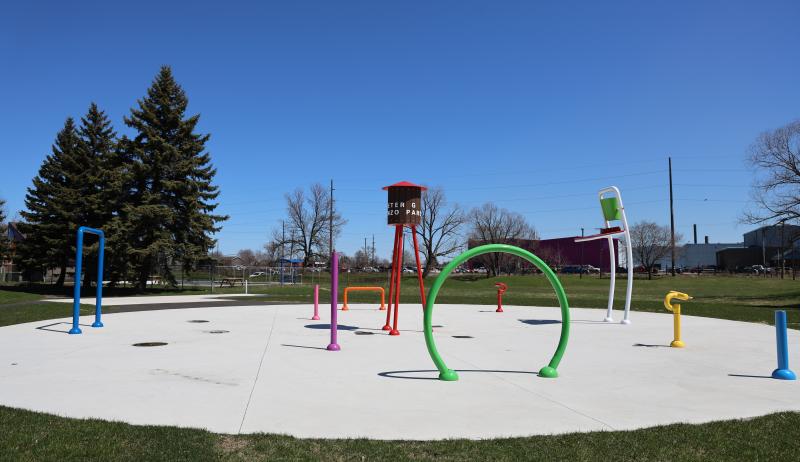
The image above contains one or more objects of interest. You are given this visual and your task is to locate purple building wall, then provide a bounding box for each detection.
[468,237,620,272]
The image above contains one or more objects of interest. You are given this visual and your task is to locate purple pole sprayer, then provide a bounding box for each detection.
[327,252,340,351]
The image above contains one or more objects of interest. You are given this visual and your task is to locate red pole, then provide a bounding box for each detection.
[496,282,507,313]
[390,227,404,336]
[383,226,401,331]
[411,225,427,310]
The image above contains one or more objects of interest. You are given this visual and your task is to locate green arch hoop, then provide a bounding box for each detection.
[424,244,571,381]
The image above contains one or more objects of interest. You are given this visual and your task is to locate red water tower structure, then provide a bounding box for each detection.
[383,181,427,336]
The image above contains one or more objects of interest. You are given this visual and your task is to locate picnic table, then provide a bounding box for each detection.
[218,277,244,288]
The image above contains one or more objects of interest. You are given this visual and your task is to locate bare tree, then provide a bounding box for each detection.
[468,203,537,276]
[745,120,800,223]
[402,249,415,268]
[252,250,267,265]
[414,187,466,277]
[628,221,681,279]
[535,245,565,272]
[283,183,346,266]
[236,248,259,266]
[338,252,352,271]
[353,249,370,269]
[262,240,281,266]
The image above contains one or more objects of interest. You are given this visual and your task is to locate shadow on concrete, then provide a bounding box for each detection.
[633,343,671,348]
[304,323,358,331]
[478,310,501,313]
[519,319,561,326]
[728,373,773,380]
[378,369,538,380]
[36,322,90,334]
[281,344,329,351]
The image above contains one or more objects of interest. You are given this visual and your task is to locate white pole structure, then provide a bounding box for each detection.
[606,235,616,322]
[574,186,634,324]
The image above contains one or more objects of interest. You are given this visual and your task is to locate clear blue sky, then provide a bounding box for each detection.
[2,1,799,258]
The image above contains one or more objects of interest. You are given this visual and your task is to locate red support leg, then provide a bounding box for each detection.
[390,227,404,336]
[383,226,401,331]
[411,225,427,310]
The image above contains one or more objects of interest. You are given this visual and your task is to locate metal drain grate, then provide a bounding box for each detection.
[207,330,229,334]
[452,335,473,339]
[187,320,210,323]
[354,331,374,335]
[133,342,168,347]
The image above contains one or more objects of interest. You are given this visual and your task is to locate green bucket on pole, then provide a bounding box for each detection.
[600,197,621,221]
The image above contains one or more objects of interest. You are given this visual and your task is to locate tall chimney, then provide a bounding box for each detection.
[704,235,709,244]
[693,224,697,244]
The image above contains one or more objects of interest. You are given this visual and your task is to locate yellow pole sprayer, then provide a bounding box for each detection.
[664,291,692,348]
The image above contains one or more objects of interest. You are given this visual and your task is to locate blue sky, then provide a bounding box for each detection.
[1,1,799,258]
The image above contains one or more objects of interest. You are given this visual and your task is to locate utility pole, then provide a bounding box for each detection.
[669,157,676,276]
[372,234,376,266]
[364,237,368,268]
[329,179,335,261]
[281,220,285,287]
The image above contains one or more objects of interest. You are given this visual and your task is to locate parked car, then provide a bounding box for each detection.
[750,265,772,274]
[561,265,583,274]
[248,271,265,278]
[581,265,601,274]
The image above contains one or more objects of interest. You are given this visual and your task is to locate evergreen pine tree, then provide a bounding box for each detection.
[123,66,226,288]
[19,118,84,285]
[75,103,118,286]
[104,135,135,286]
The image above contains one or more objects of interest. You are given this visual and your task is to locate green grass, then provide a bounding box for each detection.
[3,273,800,328]
[0,289,48,304]
[1,405,799,461]
[219,273,800,327]
[2,275,800,460]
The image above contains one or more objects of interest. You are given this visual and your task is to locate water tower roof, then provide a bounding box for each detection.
[382,181,427,191]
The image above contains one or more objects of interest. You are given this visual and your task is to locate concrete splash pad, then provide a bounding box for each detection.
[0,303,797,440]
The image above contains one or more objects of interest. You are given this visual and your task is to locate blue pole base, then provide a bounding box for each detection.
[772,368,797,380]
[68,327,82,335]
[91,321,104,328]
[326,343,340,351]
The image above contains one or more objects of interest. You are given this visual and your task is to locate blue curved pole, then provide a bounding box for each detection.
[69,226,105,335]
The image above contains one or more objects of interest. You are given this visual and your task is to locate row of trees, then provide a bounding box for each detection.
[258,184,537,277]
[18,66,225,289]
